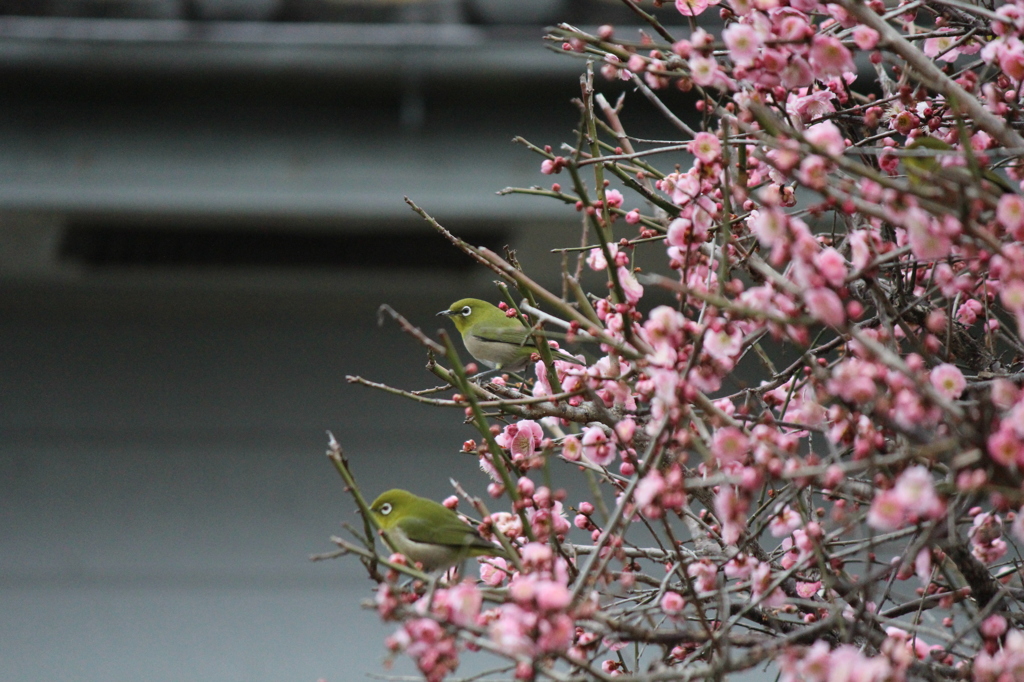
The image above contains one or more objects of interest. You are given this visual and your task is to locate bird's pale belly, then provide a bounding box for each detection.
[464,336,530,372]
[384,527,465,571]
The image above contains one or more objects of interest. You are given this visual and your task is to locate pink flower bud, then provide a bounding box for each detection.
[660,591,685,615]
[980,614,1008,639]
[517,477,535,498]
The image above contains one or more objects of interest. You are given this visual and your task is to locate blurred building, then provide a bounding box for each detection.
[0,3,699,680]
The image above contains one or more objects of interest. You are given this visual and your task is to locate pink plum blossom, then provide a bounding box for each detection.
[986,424,1024,467]
[969,512,1008,564]
[868,466,945,531]
[537,613,574,653]
[929,363,966,400]
[689,54,723,87]
[617,266,644,305]
[659,170,700,205]
[998,193,1024,238]
[805,288,846,327]
[722,23,761,67]
[972,628,1024,681]
[489,604,538,657]
[581,426,616,466]
[587,243,617,271]
[534,579,572,612]
[704,325,744,363]
[561,435,582,462]
[786,90,837,124]
[389,618,460,682]
[439,582,482,627]
[480,557,510,586]
[675,0,719,15]
[665,220,692,251]
[712,426,750,465]
[769,504,803,538]
[815,247,848,287]
[750,561,786,608]
[924,30,963,62]
[867,493,905,532]
[714,485,748,545]
[687,559,718,594]
[852,25,879,50]
[749,208,789,249]
[689,131,722,163]
[809,35,855,78]
[995,38,1024,82]
[634,469,665,510]
[905,208,952,260]
[804,121,845,157]
[496,420,544,462]
[797,155,830,190]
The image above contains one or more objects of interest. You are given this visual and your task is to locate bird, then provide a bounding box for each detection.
[903,136,1012,202]
[368,488,510,572]
[438,297,573,375]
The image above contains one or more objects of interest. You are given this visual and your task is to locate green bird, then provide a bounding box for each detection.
[903,136,1012,201]
[439,297,573,374]
[368,488,510,572]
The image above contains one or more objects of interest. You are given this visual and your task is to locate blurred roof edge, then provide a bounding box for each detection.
[0,15,584,79]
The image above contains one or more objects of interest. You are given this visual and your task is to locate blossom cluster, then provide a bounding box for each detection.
[335,0,1024,680]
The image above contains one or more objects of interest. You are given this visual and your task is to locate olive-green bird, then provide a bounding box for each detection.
[903,136,1012,201]
[368,488,510,571]
[439,297,575,374]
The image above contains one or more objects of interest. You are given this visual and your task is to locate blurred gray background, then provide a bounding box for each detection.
[0,2,699,680]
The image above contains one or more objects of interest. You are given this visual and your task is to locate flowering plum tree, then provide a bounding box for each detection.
[319,0,1024,680]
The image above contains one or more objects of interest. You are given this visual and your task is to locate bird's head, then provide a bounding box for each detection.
[368,488,420,531]
[437,298,504,334]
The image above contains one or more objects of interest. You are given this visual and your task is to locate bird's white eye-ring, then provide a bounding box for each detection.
[379,503,393,515]
[461,306,472,316]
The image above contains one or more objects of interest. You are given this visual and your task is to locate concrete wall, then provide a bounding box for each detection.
[0,12,700,680]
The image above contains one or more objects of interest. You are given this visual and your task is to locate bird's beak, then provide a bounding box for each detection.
[437,309,453,317]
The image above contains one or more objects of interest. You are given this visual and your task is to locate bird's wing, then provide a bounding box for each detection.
[397,513,494,550]
[471,325,536,348]
[473,326,586,364]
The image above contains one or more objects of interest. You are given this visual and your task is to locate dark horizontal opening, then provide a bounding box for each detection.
[59,224,508,271]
